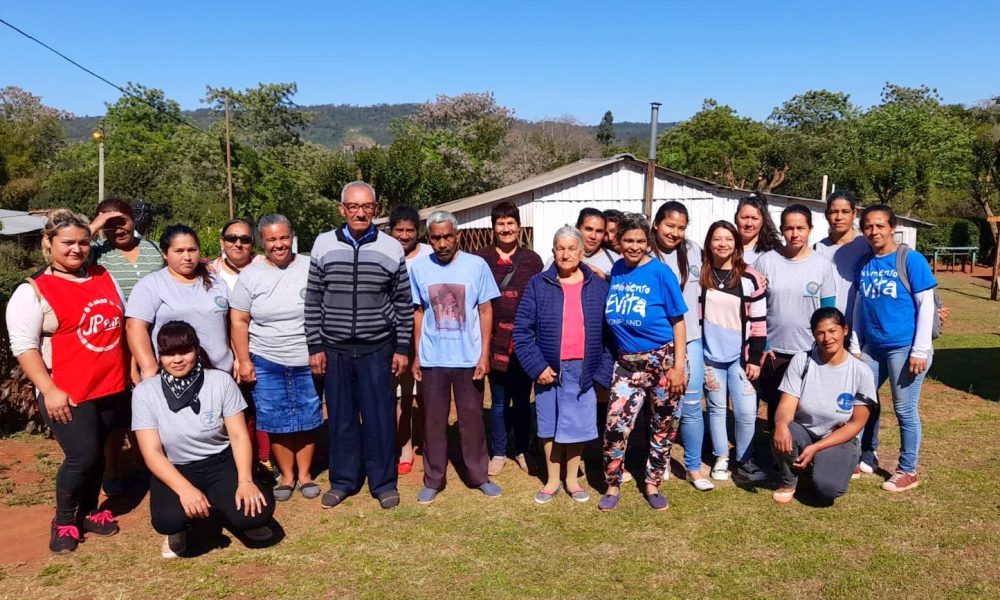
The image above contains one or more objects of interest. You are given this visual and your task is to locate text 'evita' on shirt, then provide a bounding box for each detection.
[304,226,414,356]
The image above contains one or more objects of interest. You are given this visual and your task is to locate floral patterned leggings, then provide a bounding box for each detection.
[603,343,683,488]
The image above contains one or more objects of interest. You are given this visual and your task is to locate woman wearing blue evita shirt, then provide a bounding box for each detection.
[853,204,937,493]
[600,214,688,512]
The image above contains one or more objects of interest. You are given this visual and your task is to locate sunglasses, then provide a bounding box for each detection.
[223,235,253,245]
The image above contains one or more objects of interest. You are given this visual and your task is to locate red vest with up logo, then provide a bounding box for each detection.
[31,265,127,403]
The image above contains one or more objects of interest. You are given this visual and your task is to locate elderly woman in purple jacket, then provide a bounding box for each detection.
[514,226,613,505]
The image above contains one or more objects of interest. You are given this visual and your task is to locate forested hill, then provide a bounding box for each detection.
[61,103,674,149]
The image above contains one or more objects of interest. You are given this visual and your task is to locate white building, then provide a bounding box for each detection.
[399,154,927,260]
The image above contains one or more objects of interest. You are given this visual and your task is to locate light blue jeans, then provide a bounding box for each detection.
[680,338,706,473]
[705,358,758,463]
[860,345,931,474]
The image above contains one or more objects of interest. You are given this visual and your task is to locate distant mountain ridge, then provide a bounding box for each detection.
[61,103,674,149]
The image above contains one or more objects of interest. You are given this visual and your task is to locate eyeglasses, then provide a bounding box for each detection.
[343,203,376,214]
[223,235,253,245]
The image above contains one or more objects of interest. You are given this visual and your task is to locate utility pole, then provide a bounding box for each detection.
[821,174,829,202]
[224,96,235,219]
[93,123,105,204]
[643,102,662,218]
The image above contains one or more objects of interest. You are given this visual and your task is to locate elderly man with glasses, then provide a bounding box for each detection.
[304,181,414,510]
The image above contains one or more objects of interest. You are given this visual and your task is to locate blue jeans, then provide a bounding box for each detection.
[679,338,706,473]
[705,358,758,462]
[488,356,532,458]
[860,345,931,474]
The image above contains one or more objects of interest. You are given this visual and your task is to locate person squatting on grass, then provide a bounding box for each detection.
[698,220,768,484]
[600,214,688,512]
[132,321,275,558]
[387,205,434,476]
[513,226,614,504]
[853,204,938,492]
[409,210,503,504]
[771,308,877,505]
[6,210,128,553]
[652,201,713,492]
[753,205,837,459]
[229,214,324,503]
[305,181,414,511]
[476,201,543,477]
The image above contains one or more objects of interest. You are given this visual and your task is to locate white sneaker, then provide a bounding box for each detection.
[687,474,715,492]
[161,531,187,559]
[711,457,730,481]
[859,461,875,474]
[244,525,273,542]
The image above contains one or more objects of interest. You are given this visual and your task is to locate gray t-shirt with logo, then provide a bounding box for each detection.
[814,235,870,323]
[658,239,703,341]
[228,255,310,367]
[132,369,247,465]
[779,349,878,438]
[753,250,837,354]
[125,268,234,372]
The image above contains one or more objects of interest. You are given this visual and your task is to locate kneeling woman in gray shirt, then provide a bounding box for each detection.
[132,321,275,558]
[772,307,877,505]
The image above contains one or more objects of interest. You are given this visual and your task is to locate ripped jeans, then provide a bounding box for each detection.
[705,359,758,463]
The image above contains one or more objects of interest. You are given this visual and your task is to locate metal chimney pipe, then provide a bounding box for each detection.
[644,102,662,217]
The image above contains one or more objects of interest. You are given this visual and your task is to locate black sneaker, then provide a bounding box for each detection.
[735,460,769,483]
[377,490,401,509]
[321,488,348,509]
[50,521,82,554]
[82,509,120,536]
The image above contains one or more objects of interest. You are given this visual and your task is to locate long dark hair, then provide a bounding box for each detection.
[700,220,747,290]
[156,320,214,369]
[652,201,690,290]
[159,224,213,290]
[735,194,782,253]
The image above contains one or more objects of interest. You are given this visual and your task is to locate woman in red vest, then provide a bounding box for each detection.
[5,210,128,554]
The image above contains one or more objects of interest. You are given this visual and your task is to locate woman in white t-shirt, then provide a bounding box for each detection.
[772,307,877,505]
[133,321,274,558]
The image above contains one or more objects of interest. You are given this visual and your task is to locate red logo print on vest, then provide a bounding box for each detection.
[76,297,123,352]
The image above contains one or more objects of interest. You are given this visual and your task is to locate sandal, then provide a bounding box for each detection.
[566,487,590,503]
[273,483,295,502]
[300,482,321,499]
[772,488,796,505]
[397,460,414,475]
[534,486,560,505]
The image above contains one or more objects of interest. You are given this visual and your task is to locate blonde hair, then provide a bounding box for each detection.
[41,209,91,262]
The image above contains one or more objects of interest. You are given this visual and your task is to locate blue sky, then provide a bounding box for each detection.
[2,1,998,123]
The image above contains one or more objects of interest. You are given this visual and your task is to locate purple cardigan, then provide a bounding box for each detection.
[513,263,614,392]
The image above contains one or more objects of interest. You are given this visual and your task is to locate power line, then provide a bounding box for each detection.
[0,16,311,186]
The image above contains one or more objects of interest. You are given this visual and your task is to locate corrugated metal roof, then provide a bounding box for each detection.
[0,210,47,236]
[375,154,934,228]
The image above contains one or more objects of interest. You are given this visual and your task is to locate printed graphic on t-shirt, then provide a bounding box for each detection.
[213,295,230,312]
[606,281,650,324]
[859,264,899,299]
[836,393,854,412]
[77,297,124,352]
[429,284,466,332]
[200,407,221,431]
[805,281,821,297]
[298,287,306,304]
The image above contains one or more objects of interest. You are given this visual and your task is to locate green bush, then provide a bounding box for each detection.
[915,218,982,255]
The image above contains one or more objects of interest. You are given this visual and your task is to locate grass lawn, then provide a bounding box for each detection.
[1,272,998,598]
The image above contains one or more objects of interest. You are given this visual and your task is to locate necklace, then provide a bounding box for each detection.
[712,267,730,289]
[49,264,87,278]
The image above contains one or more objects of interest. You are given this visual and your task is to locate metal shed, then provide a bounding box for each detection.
[403,154,928,261]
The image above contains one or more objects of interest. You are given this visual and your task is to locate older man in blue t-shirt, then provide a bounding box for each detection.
[409,211,502,504]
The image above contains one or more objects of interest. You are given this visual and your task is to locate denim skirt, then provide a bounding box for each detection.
[251,354,323,434]
[535,359,598,444]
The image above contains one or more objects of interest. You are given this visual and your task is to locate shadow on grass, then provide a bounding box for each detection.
[931,347,1000,402]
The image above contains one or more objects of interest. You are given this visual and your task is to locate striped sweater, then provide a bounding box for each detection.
[699,267,767,366]
[305,225,414,356]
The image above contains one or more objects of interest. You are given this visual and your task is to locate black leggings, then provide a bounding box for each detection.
[38,392,121,525]
[149,448,275,535]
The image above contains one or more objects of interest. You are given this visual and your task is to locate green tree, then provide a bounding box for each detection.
[596,111,615,146]
[967,98,1000,242]
[205,83,308,151]
[0,87,70,209]
[657,99,780,191]
[851,84,974,215]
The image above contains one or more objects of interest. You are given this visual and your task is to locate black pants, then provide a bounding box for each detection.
[149,448,275,535]
[759,352,795,429]
[775,422,860,502]
[38,391,121,525]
